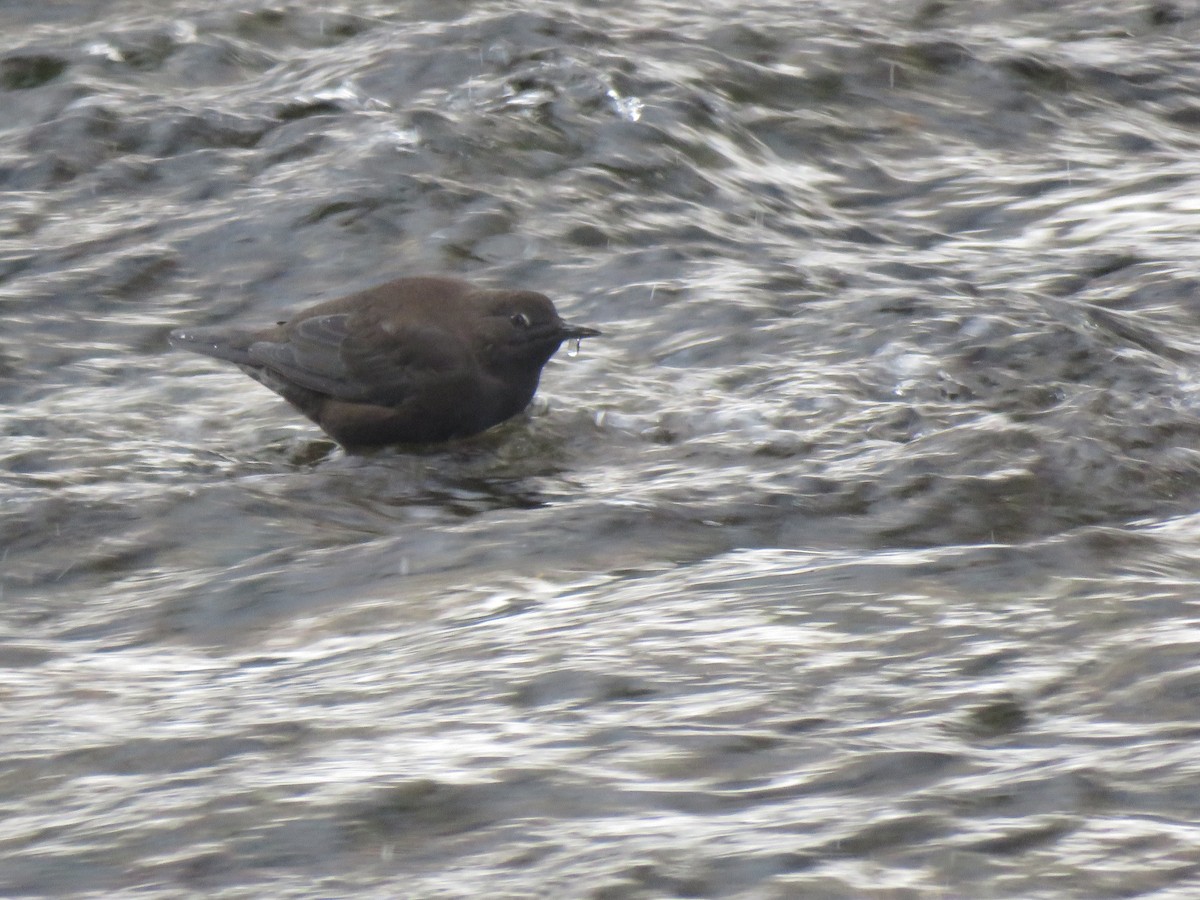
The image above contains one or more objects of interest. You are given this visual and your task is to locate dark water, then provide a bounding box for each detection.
[4,1,1200,896]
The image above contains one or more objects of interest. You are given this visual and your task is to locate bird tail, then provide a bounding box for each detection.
[168,326,259,365]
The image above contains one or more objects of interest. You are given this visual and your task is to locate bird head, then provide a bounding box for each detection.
[476,291,601,368]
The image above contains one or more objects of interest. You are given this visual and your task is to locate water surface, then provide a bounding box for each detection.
[4,1,1200,896]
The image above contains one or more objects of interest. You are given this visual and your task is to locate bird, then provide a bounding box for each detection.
[169,275,601,449]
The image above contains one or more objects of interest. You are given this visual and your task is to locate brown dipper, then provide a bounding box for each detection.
[169,275,600,449]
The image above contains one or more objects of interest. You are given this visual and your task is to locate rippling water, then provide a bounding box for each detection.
[5,1,1200,896]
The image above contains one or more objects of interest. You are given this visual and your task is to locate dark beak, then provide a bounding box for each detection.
[560,321,602,339]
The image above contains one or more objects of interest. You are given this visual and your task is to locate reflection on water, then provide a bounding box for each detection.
[4,0,1200,895]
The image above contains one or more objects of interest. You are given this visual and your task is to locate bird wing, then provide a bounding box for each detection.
[246,313,466,405]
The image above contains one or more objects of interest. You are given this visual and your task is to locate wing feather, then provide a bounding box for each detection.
[246,313,468,405]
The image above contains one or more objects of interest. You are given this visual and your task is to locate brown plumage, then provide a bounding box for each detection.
[169,276,600,449]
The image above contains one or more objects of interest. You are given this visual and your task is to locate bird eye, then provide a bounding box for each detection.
[510,312,532,328]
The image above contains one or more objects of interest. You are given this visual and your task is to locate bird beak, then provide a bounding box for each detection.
[560,321,602,339]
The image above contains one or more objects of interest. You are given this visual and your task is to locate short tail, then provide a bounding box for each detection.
[169,326,258,365]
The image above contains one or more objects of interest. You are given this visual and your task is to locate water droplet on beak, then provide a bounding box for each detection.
[567,337,581,357]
